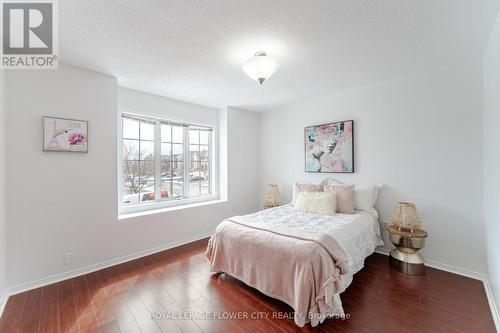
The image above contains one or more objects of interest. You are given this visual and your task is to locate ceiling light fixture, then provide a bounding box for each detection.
[242,51,279,84]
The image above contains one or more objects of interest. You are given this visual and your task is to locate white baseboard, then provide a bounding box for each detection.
[374,247,391,256]
[375,246,499,331]
[375,246,485,280]
[0,289,8,318]
[484,279,500,332]
[0,231,212,317]
[424,258,486,281]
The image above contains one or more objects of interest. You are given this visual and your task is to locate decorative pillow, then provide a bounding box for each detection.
[321,177,345,187]
[324,184,355,214]
[354,184,383,212]
[294,192,337,216]
[291,183,323,204]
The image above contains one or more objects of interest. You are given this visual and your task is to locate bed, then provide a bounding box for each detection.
[206,204,384,327]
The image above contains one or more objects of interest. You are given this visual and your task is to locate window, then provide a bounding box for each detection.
[120,113,215,213]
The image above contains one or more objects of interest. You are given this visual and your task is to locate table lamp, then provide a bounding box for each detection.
[391,202,422,233]
[264,184,281,209]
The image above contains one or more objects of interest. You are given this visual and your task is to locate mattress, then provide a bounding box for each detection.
[235,204,384,292]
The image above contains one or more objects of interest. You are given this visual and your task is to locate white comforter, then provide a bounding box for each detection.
[235,204,384,297]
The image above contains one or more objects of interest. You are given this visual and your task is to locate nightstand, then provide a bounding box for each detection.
[387,225,428,275]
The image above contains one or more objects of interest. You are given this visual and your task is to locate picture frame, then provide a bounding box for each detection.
[43,116,88,153]
[304,120,354,173]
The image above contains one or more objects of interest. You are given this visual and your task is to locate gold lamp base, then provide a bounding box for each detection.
[389,249,425,276]
[386,225,428,276]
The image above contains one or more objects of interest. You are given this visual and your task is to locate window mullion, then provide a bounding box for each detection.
[138,123,142,203]
[183,126,190,198]
[154,120,161,201]
[170,123,173,199]
[209,131,212,195]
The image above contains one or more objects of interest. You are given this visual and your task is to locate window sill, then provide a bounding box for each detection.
[118,198,227,220]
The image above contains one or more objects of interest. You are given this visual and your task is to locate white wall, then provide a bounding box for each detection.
[259,62,485,274]
[484,9,500,321]
[4,64,260,288]
[0,72,7,303]
[226,107,261,212]
[119,87,219,127]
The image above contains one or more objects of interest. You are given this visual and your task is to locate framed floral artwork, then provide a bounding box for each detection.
[43,116,88,152]
[305,120,354,173]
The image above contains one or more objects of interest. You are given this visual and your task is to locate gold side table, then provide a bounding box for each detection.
[387,225,428,275]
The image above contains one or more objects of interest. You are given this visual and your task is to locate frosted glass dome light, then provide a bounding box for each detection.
[242,51,279,84]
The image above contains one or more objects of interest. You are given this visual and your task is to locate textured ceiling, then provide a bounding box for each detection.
[59,0,499,111]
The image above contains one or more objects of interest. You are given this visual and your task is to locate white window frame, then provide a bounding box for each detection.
[118,112,218,215]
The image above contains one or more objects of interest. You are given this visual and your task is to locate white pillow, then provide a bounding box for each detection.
[291,182,323,205]
[354,184,383,212]
[294,192,337,216]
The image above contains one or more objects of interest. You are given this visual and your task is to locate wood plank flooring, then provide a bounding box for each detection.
[0,238,495,332]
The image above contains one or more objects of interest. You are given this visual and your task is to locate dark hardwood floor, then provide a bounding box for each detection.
[0,238,495,333]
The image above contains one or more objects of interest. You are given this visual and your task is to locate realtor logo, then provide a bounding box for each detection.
[1,0,58,69]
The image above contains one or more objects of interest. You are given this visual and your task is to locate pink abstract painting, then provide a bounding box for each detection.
[305,120,354,173]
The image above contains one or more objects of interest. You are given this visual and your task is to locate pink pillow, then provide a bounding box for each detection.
[292,183,323,204]
[324,184,355,214]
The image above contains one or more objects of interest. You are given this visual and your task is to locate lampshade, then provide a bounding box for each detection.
[391,202,422,232]
[242,51,279,84]
[264,184,281,206]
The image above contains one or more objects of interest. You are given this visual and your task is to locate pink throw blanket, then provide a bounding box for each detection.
[206,216,349,327]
